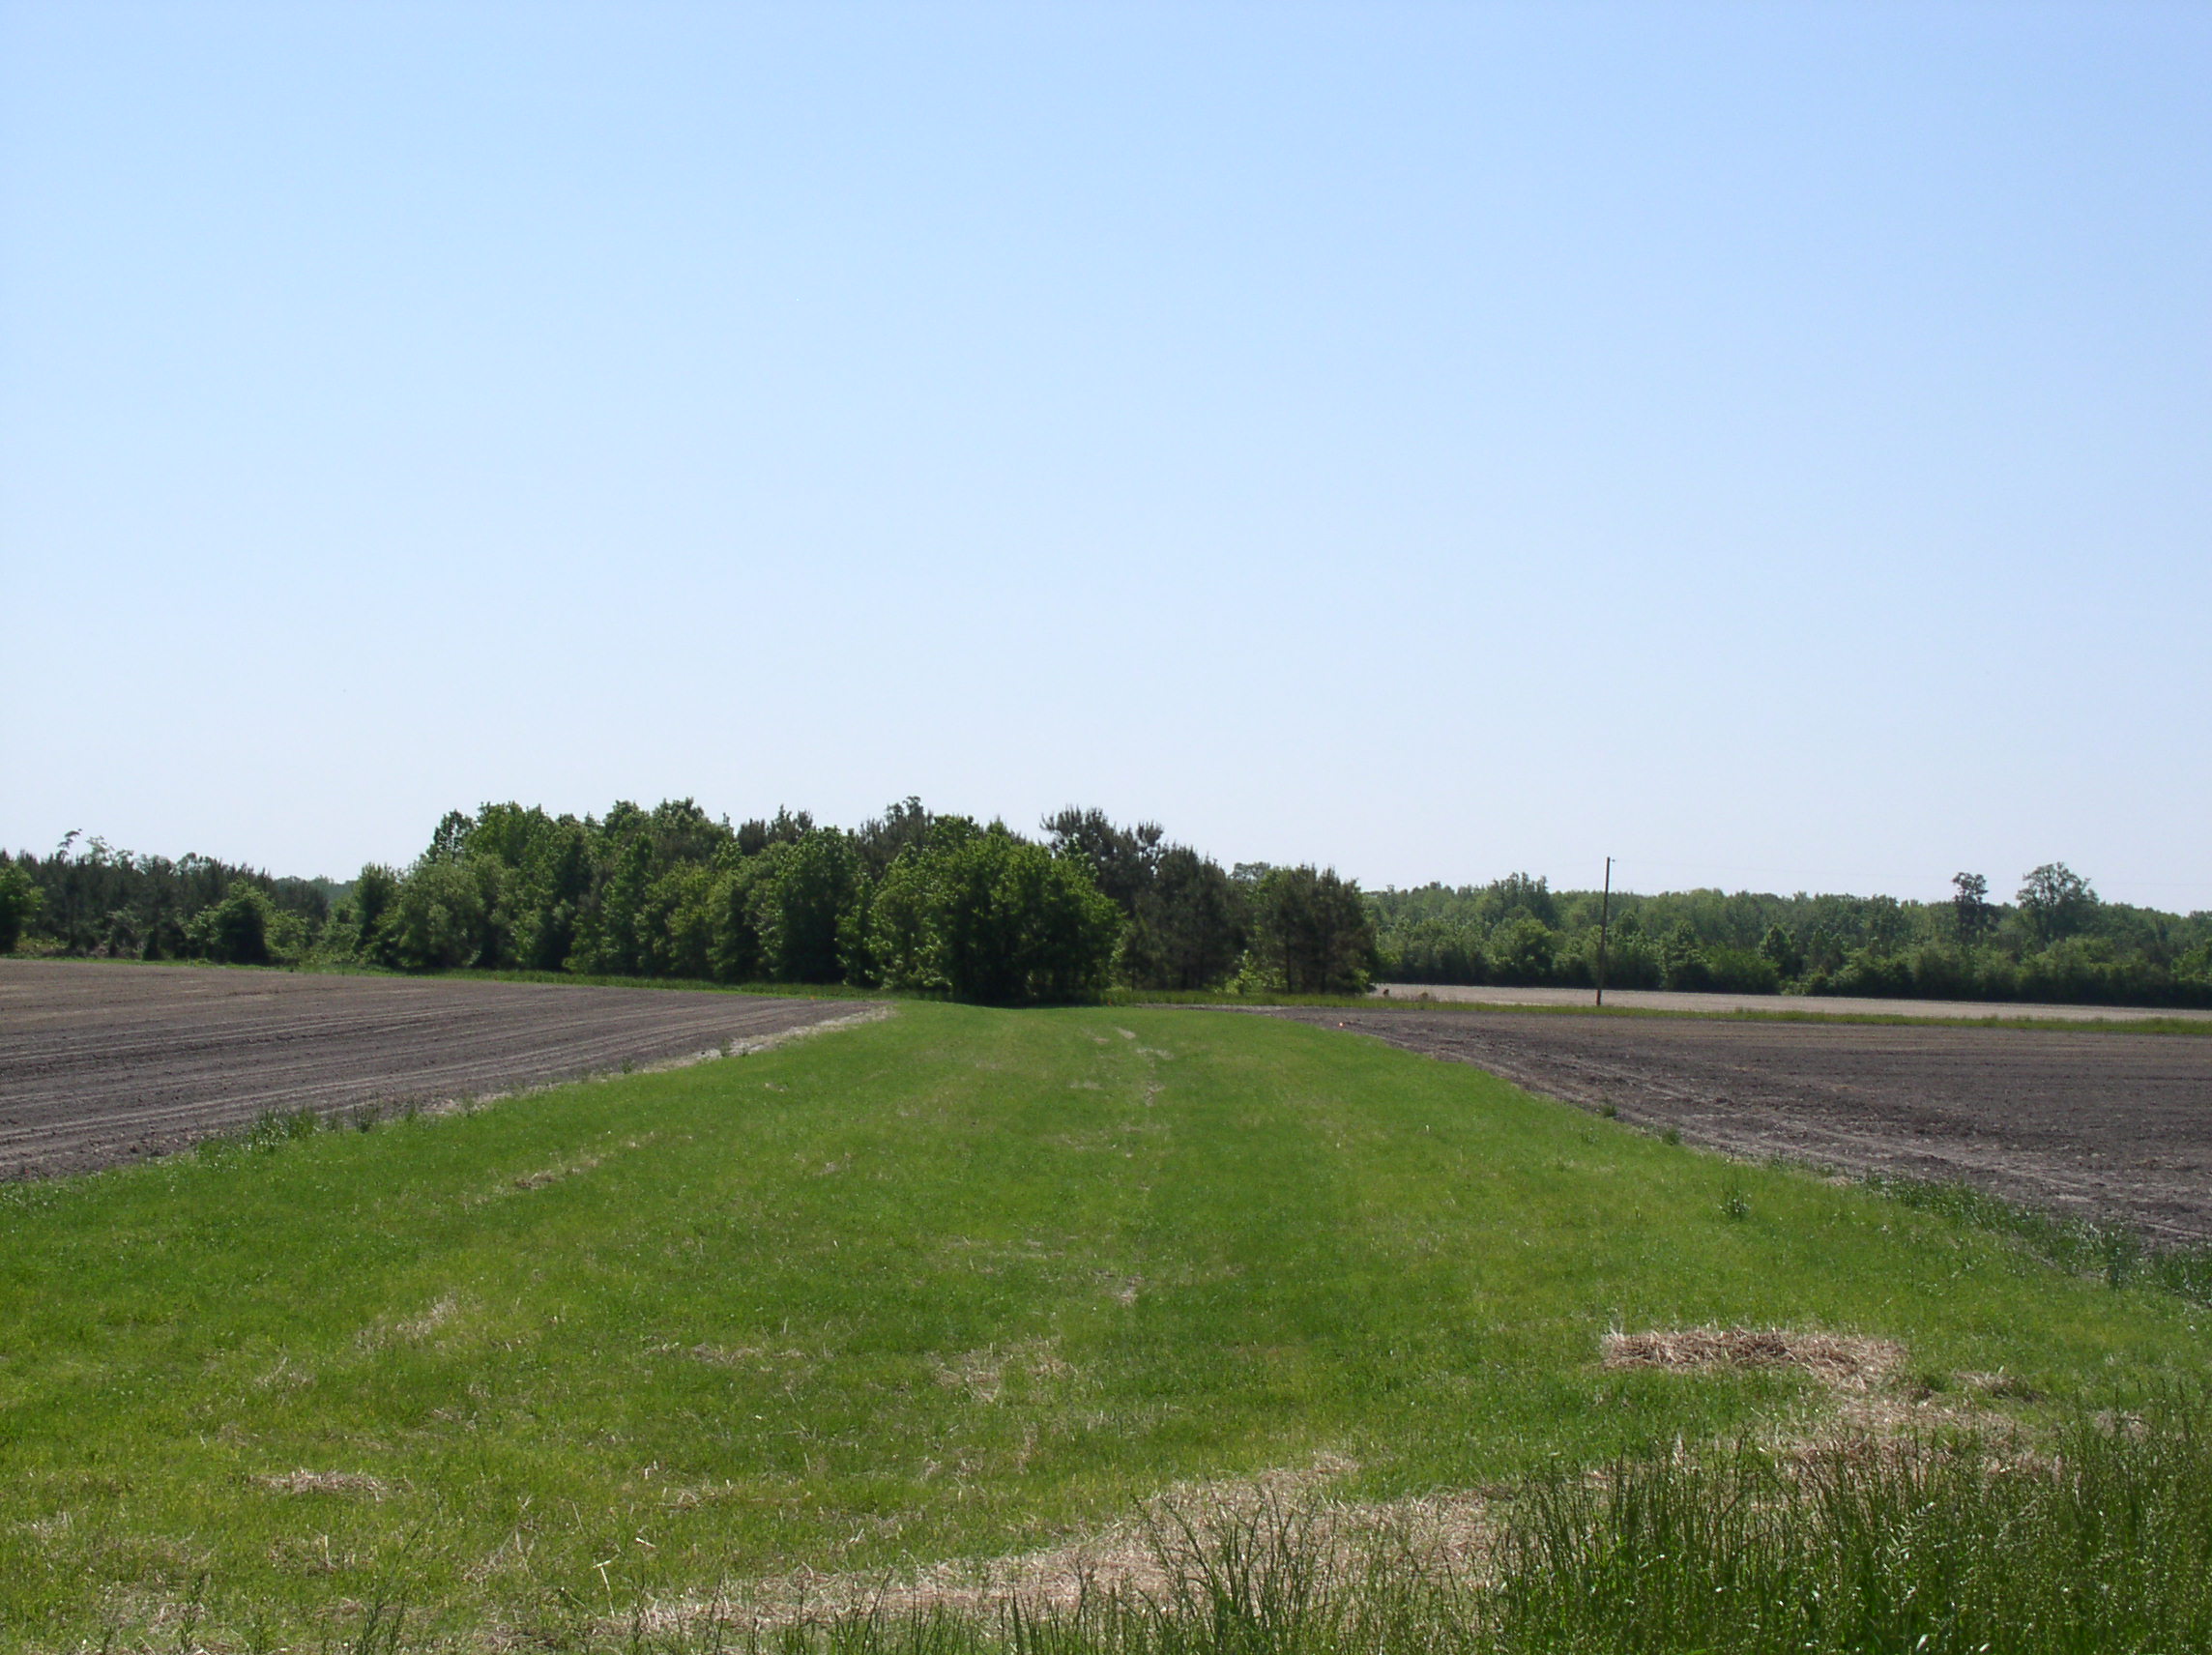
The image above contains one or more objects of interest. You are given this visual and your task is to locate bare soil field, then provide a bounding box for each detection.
[0,960,874,1178]
[1374,982,2212,1023]
[1279,1006,2212,1244]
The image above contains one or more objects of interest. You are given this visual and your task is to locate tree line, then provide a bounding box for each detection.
[0,802,1375,1002]
[1370,865,2212,1008]
[5,809,2204,1007]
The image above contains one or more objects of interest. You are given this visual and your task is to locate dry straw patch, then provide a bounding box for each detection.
[1602,1327,1906,1390]
[626,1331,2038,1642]
[1599,1326,2006,1442]
[932,1340,1074,1404]
[510,1151,603,1191]
[354,1292,463,1350]
[631,1452,1496,1637]
[252,1469,389,1499]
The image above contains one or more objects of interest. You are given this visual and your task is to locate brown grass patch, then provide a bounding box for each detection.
[252,1469,388,1499]
[932,1340,1074,1404]
[511,1151,603,1190]
[631,1452,1495,1637]
[1602,1327,1906,1389]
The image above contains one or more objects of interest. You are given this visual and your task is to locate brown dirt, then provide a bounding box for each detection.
[1274,1007,2212,1243]
[0,959,879,1178]
[1372,982,2212,1023]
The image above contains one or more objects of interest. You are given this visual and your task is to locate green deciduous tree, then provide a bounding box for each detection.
[190,882,275,966]
[1951,872,1994,947]
[2019,862,2098,945]
[378,859,501,971]
[354,863,399,955]
[872,822,1121,1002]
[1489,915,1557,986]
[1760,922,1802,979]
[0,862,44,953]
[752,829,867,984]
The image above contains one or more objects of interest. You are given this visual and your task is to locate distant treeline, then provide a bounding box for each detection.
[0,832,343,965]
[1372,868,2212,1008]
[4,808,2204,1007]
[0,803,1372,1002]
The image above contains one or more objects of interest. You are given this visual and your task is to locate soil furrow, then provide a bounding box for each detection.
[1274,1007,2212,1243]
[0,960,872,1177]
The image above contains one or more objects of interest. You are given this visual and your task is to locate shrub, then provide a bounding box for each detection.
[1830,947,1915,998]
[872,823,1121,1002]
[377,859,498,971]
[1487,915,1557,986]
[1701,945,1780,995]
[1597,932,1665,991]
[189,882,275,966]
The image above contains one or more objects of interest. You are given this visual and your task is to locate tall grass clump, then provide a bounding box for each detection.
[1491,1404,2212,1654]
[710,1406,2212,1655]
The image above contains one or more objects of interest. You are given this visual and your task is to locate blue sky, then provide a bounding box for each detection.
[4,3,2206,908]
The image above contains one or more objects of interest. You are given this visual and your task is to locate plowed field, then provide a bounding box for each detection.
[1278,1007,2212,1243]
[0,960,873,1177]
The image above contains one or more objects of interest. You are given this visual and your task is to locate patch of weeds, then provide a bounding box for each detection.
[1599,1101,1618,1118]
[1867,1173,2212,1308]
[1661,1127,1681,1147]
[198,1109,321,1161]
[340,1596,409,1655]
[1720,1174,1750,1222]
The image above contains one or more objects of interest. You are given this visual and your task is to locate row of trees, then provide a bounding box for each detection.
[1370,866,2212,1007]
[0,833,335,963]
[10,811,2203,1008]
[1,802,1379,1002]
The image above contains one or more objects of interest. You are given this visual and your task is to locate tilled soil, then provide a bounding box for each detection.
[1372,982,2212,1023]
[0,960,875,1178]
[1275,1008,2212,1244]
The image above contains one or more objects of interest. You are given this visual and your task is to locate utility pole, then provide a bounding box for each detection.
[1595,856,1613,1008]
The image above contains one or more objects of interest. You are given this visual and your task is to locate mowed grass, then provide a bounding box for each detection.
[2,1004,2207,1646]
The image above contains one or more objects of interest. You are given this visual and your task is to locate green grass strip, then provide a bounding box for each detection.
[2,1005,2206,1647]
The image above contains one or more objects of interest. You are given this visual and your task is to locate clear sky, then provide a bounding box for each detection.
[4,3,2206,909]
